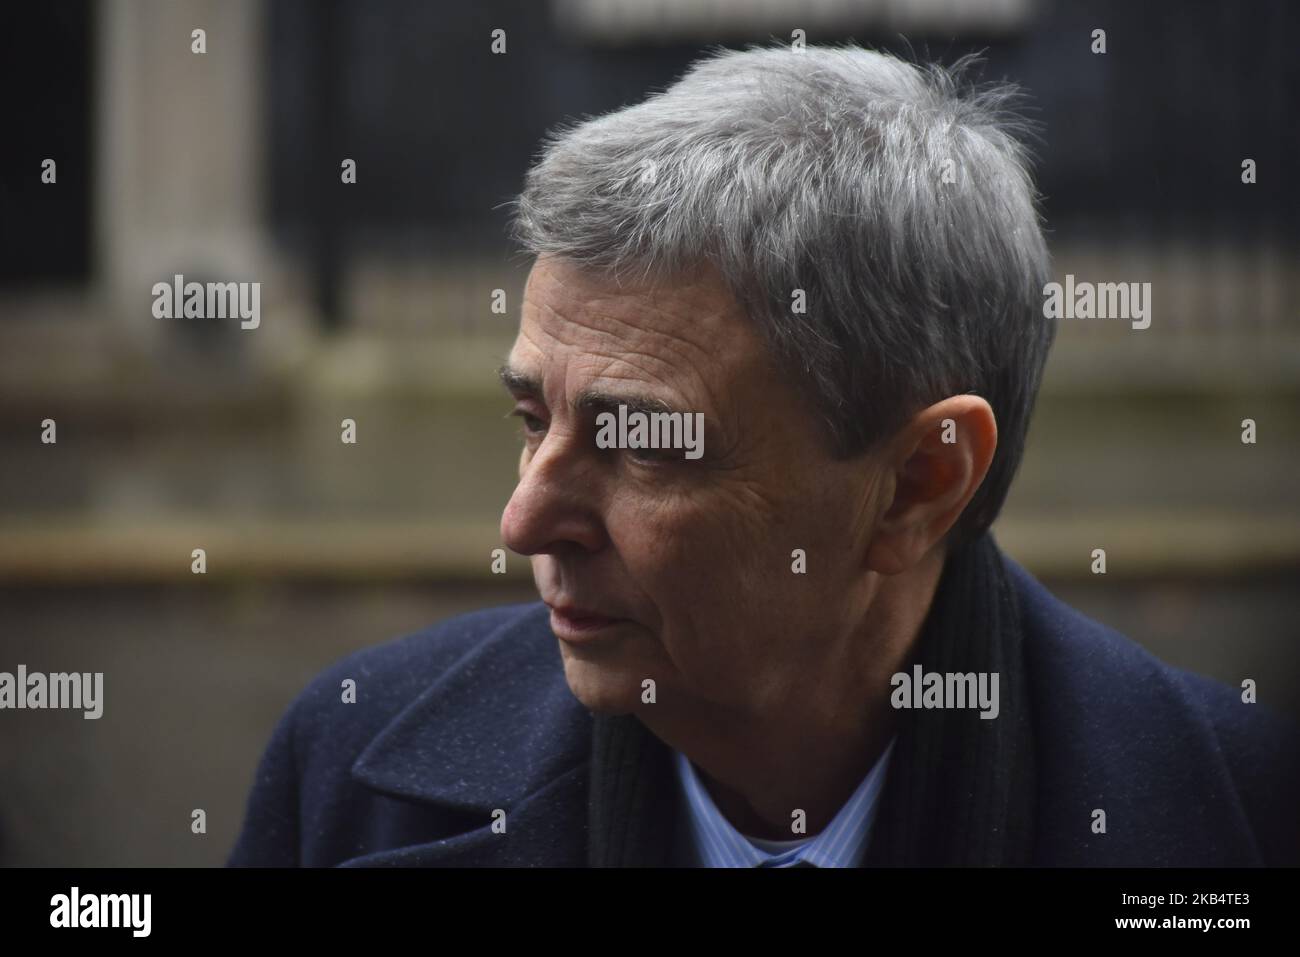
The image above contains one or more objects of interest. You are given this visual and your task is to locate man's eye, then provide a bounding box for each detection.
[510,410,547,436]
[625,446,674,465]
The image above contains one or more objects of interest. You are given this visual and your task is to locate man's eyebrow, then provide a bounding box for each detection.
[498,365,541,397]
[498,365,705,424]
[574,389,683,420]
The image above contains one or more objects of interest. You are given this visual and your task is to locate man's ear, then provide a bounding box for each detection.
[865,395,998,575]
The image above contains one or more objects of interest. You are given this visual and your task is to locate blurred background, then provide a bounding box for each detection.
[0,0,1296,866]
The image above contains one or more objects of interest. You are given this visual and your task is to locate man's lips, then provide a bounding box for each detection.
[545,603,628,641]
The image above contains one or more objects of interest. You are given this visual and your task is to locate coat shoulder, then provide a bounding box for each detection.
[227,602,554,866]
[1003,554,1300,865]
[288,601,549,741]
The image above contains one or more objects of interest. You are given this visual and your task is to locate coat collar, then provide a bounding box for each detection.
[349,603,593,815]
[343,602,684,866]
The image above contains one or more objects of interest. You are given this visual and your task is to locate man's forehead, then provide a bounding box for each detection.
[520,256,738,347]
[509,257,757,406]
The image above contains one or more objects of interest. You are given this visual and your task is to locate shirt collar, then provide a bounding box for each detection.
[673,738,896,867]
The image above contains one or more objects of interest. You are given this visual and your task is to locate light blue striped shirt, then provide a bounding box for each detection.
[673,738,896,867]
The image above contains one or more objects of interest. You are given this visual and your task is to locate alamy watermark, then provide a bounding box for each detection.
[890,665,999,719]
[0,665,103,719]
[151,273,261,329]
[1043,274,1151,330]
[595,403,704,460]
[50,887,150,937]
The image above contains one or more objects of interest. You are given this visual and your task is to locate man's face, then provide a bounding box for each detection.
[500,256,887,724]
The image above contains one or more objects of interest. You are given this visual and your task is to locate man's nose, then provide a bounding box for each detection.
[500,434,607,556]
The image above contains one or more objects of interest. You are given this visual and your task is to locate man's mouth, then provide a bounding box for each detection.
[545,603,627,641]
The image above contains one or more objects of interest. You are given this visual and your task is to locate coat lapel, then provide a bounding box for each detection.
[346,603,596,866]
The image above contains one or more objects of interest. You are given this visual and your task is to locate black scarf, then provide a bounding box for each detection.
[587,531,1036,866]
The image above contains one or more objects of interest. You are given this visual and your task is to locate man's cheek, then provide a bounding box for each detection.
[635,513,733,582]
[645,545,748,627]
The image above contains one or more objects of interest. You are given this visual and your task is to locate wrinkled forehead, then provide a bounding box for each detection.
[510,257,766,413]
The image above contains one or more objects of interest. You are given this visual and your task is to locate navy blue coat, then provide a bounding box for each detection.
[227,554,1299,867]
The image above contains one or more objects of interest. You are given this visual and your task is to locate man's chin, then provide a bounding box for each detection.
[559,657,641,716]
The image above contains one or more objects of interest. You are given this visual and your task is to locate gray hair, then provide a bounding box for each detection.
[508,43,1054,543]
